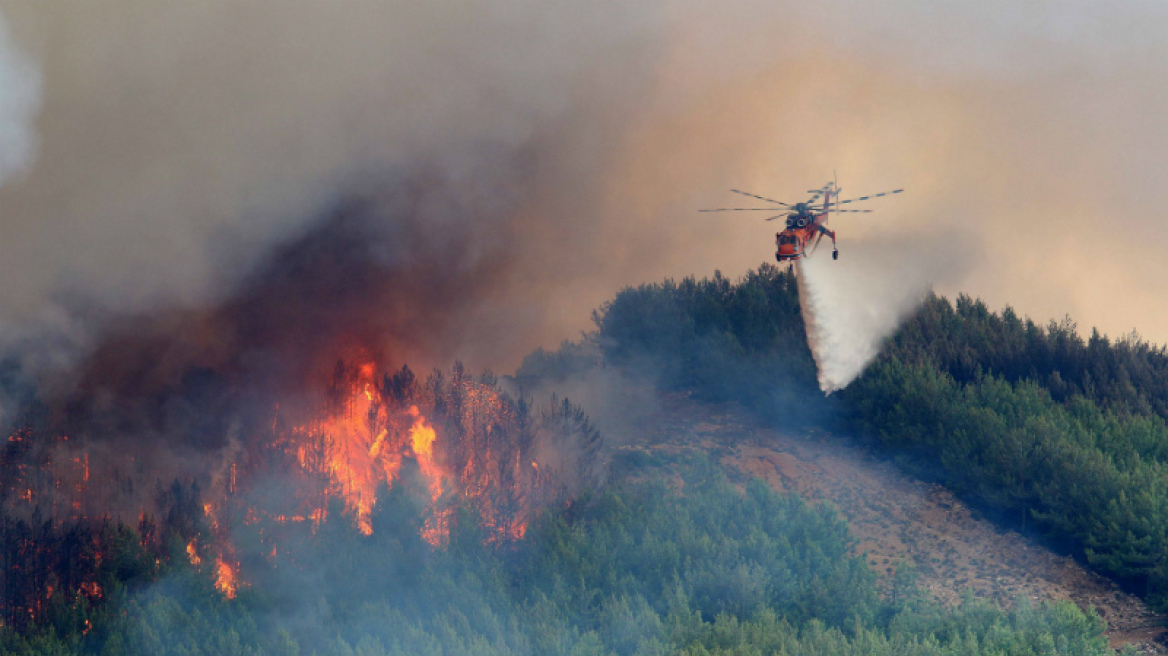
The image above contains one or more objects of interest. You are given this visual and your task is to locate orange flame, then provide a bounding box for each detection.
[1,358,564,620]
[409,406,442,499]
[186,540,202,567]
[293,362,397,534]
[408,405,448,544]
[214,558,238,599]
[290,365,450,539]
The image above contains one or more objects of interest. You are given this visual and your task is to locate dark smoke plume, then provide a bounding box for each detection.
[1,157,557,514]
[3,0,1168,516]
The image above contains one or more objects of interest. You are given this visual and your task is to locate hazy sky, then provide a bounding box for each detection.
[0,0,1166,372]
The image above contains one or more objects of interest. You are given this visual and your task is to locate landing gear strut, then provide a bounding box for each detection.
[817,225,838,262]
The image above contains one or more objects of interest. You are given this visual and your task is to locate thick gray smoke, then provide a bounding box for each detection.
[0,0,666,381]
[0,0,1167,385]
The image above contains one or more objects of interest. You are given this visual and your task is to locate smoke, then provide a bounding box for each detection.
[14,160,554,516]
[0,0,1163,450]
[797,226,976,394]
[1,0,1166,639]
[0,0,1165,386]
[0,0,664,373]
[0,7,37,186]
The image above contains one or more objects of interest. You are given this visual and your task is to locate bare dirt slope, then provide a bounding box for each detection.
[613,391,1167,653]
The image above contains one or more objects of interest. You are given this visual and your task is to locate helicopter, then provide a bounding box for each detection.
[701,180,903,263]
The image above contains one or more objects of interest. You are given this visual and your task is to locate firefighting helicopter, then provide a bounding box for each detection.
[701,180,903,262]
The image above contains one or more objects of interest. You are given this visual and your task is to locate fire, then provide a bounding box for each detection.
[407,406,449,544]
[277,362,561,544]
[288,365,453,538]
[186,540,202,567]
[214,558,238,599]
[408,407,436,460]
[1,359,597,626]
[368,429,389,458]
[187,535,238,599]
[409,406,442,499]
[291,362,396,535]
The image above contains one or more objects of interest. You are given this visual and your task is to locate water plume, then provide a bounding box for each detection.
[796,230,958,393]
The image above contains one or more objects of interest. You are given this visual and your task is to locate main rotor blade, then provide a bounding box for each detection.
[805,183,833,203]
[730,189,794,207]
[823,189,904,206]
[764,214,787,221]
[834,209,872,213]
[699,208,791,212]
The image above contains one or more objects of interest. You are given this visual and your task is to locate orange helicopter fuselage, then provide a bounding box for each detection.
[775,209,836,262]
[775,187,839,262]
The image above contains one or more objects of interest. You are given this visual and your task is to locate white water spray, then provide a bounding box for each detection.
[796,242,933,394]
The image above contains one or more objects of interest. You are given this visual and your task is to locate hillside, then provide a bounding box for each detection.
[608,387,1166,652]
[5,262,1167,654]
[540,264,1168,618]
[0,372,1126,654]
[2,391,1122,654]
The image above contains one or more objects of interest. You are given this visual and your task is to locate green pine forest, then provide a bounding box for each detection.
[0,462,1116,655]
[546,264,1168,609]
[3,262,1164,654]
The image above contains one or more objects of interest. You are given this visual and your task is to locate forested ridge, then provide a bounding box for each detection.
[3,263,1163,653]
[534,264,1168,612]
[0,460,1114,655]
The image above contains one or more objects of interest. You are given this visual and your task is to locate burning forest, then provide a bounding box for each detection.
[0,357,601,629]
[0,173,604,632]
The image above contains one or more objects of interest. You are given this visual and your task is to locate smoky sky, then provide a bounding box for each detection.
[1,0,1167,384]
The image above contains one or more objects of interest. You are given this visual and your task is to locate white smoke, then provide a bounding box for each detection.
[796,225,969,394]
[0,8,38,186]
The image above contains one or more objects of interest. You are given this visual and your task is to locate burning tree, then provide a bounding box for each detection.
[249,360,602,543]
[0,360,603,630]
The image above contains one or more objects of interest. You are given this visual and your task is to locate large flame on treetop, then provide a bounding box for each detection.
[0,359,602,624]
[290,364,450,539]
